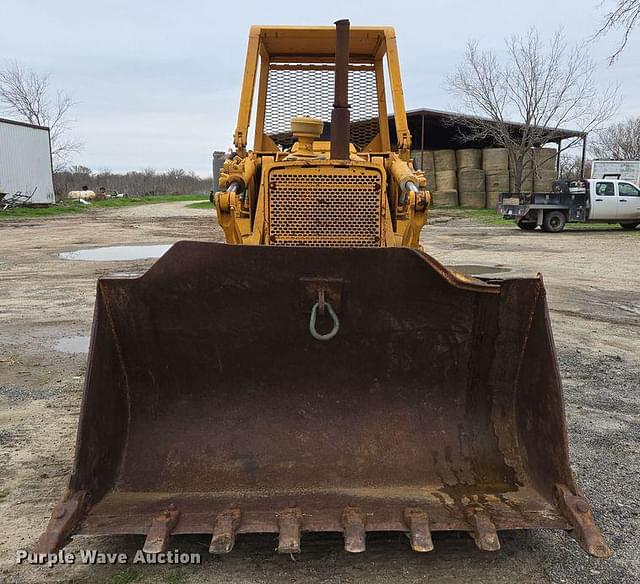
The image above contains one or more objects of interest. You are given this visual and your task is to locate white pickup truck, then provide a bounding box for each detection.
[498,179,640,232]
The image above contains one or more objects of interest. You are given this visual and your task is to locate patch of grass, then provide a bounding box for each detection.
[433,207,511,226]
[0,204,85,219]
[185,201,213,209]
[0,194,208,221]
[0,490,10,503]
[90,194,207,209]
[100,568,142,584]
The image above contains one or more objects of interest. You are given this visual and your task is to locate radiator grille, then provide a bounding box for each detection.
[264,65,380,151]
[268,168,382,247]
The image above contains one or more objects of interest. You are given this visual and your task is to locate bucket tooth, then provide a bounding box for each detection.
[555,484,612,558]
[35,490,87,554]
[467,508,500,552]
[277,507,303,554]
[142,505,180,554]
[209,508,242,554]
[342,506,367,553]
[403,507,433,552]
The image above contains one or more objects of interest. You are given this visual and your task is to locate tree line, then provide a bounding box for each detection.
[53,166,213,198]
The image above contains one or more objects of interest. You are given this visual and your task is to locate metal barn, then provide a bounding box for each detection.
[0,118,55,204]
[395,109,587,174]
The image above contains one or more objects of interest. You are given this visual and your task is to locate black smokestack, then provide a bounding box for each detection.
[330,19,351,160]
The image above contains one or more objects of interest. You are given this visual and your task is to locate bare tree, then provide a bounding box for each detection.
[595,0,640,63]
[590,117,640,159]
[559,154,590,180]
[448,29,618,192]
[0,60,81,168]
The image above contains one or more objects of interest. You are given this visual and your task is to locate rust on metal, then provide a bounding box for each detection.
[277,507,303,554]
[403,507,433,552]
[555,484,612,558]
[41,242,609,557]
[300,277,346,312]
[35,491,87,554]
[466,507,500,552]
[210,507,242,554]
[342,506,366,553]
[142,504,180,554]
[330,19,351,160]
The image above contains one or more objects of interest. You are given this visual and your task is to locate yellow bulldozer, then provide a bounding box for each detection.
[38,21,610,559]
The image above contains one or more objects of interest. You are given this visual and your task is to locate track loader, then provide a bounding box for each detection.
[38,21,610,559]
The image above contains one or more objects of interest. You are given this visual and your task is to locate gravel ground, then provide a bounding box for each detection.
[0,203,638,583]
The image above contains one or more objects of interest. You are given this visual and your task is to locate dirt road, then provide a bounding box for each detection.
[1,203,638,583]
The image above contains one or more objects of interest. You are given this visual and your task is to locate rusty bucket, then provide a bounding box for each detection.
[38,242,610,558]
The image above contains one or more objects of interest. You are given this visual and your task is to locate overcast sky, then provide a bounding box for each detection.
[2,0,638,175]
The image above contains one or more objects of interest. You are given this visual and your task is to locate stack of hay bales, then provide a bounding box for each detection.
[509,151,534,194]
[456,149,485,208]
[483,148,509,208]
[410,144,558,208]
[432,149,458,207]
[532,147,558,192]
[410,149,436,192]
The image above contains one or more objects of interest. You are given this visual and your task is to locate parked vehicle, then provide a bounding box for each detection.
[591,160,640,185]
[499,179,640,232]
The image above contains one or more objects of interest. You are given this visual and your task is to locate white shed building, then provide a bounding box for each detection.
[0,117,55,204]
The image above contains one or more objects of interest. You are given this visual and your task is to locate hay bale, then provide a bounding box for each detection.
[424,173,436,192]
[508,150,534,193]
[67,190,96,200]
[486,191,502,209]
[532,147,557,171]
[510,172,534,193]
[432,190,459,207]
[533,170,557,192]
[424,154,437,191]
[485,171,509,193]
[410,150,435,171]
[458,169,486,193]
[424,150,435,171]
[459,191,486,208]
[410,151,436,191]
[406,152,433,191]
[424,151,437,172]
[482,148,509,171]
[456,149,482,170]
[435,170,457,191]
[433,149,456,171]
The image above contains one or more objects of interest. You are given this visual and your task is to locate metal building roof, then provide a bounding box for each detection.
[394,108,586,151]
[0,116,50,132]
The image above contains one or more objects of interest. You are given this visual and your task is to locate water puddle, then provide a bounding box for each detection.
[108,272,144,278]
[59,244,172,261]
[447,264,512,277]
[55,335,90,354]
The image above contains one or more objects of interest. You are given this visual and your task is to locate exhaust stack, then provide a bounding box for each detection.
[330,19,351,160]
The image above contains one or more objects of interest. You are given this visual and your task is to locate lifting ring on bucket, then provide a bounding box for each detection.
[309,289,340,341]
